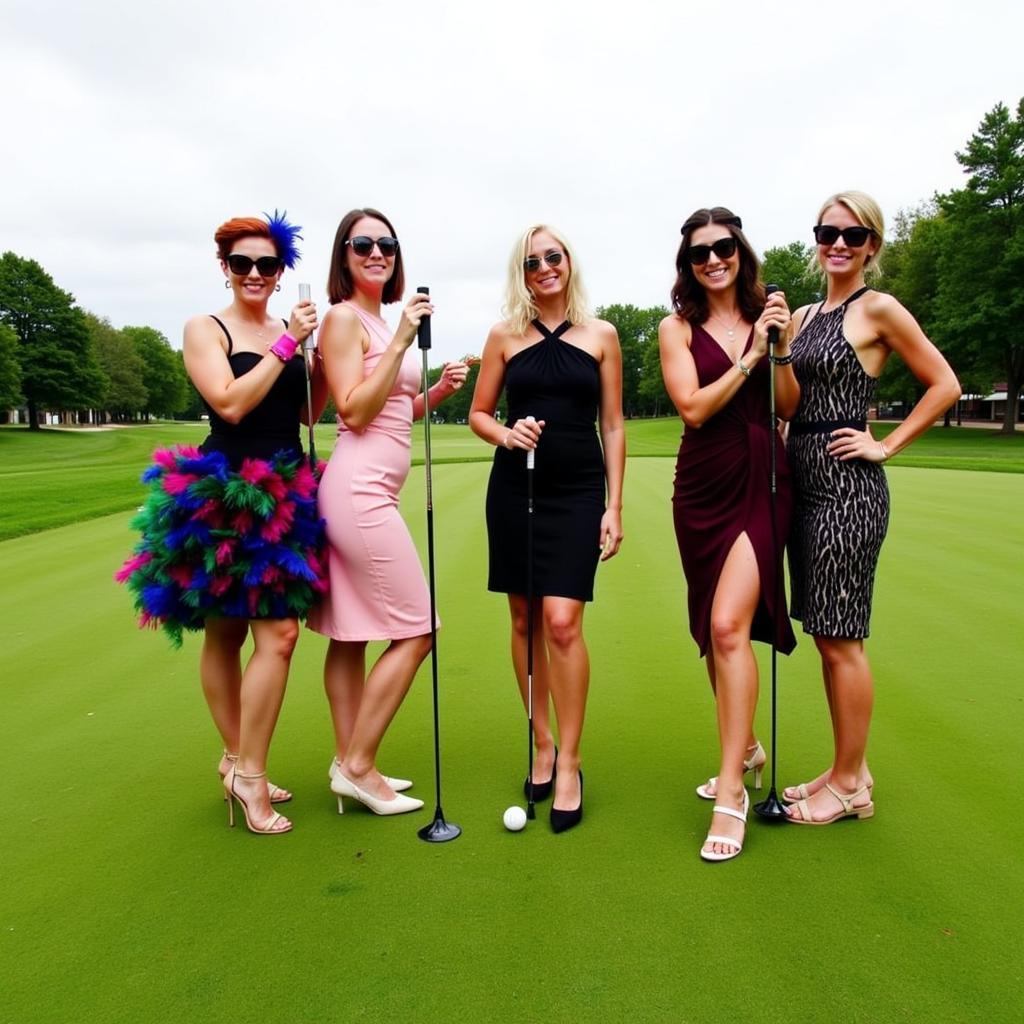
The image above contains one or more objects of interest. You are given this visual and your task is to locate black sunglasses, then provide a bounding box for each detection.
[813,224,875,247]
[524,250,563,272]
[346,235,400,257]
[685,237,738,265]
[226,254,283,277]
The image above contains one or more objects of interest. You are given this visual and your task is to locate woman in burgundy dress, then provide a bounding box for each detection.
[658,207,798,861]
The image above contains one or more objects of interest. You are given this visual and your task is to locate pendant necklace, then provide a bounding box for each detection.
[710,311,743,340]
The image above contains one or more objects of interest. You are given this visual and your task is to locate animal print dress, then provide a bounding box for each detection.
[787,288,889,638]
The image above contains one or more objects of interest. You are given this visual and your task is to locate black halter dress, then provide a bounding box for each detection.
[485,319,606,601]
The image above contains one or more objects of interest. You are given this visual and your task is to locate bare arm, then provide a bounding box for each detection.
[596,321,625,560]
[183,301,317,424]
[827,293,960,462]
[469,324,544,449]
[320,295,429,432]
[412,360,471,421]
[658,315,754,429]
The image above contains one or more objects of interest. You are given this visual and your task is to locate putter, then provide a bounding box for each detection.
[525,417,537,821]
[297,283,318,469]
[414,286,461,843]
[755,284,788,821]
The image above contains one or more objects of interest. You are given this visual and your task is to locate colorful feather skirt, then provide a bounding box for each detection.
[116,446,328,647]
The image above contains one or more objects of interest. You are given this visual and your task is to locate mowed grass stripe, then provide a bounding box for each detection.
[2,418,1022,540]
[2,459,1021,1022]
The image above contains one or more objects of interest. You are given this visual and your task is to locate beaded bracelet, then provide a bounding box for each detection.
[770,352,795,365]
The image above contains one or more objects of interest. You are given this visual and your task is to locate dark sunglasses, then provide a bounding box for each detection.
[524,250,563,272]
[685,237,738,265]
[813,224,875,247]
[226,254,283,277]
[345,235,400,257]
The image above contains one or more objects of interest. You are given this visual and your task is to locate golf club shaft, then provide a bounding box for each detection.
[767,286,780,789]
[297,283,317,467]
[420,346,443,813]
[526,422,536,818]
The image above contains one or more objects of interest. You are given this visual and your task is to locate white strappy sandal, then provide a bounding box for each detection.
[700,791,749,862]
[696,742,766,800]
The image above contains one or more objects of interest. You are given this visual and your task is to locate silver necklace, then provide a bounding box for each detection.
[709,311,743,340]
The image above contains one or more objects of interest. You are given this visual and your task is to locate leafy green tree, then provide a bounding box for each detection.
[86,313,146,420]
[0,323,23,413]
[0,252,105,427]
[760,242,821,312]
[123,326,188,418]
[934,98,1024,433]
[596,304,668,417]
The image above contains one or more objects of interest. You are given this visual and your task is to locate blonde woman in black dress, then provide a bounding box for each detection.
[784,191,960,824]
[470,225,624,833]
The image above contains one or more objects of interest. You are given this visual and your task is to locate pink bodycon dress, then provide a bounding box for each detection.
[307,302,435,641]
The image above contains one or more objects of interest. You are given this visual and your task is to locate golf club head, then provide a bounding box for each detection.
[753,788,789,821]
[418,810,462,843]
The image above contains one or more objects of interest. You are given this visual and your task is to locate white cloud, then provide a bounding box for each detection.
[1,0,1020,359]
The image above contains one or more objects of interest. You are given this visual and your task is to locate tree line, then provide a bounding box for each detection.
[3,99,1020,433]
[0,252,190,428]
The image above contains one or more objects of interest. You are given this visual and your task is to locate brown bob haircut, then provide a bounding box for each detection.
[214,217,274,262]
[326,208,405,305]
[670,207,765,325]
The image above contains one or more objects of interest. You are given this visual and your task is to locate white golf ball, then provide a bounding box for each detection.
[503,805,527,831]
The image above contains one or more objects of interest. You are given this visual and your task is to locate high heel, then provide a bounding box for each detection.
[696,741,766,800]
[700,790,748,862]
[329,757,412,793]
[331,767,424,816]
[225,767,292,835]
[220,751,291,804]
[550,770,583,834]
[524,748,557,802]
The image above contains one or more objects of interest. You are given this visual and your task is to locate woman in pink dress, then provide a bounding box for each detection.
[307,207,468,816]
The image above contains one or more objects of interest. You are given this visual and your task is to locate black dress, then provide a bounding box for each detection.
[788,288,889,638]
[486,320,605,601]
[671,323,796,657]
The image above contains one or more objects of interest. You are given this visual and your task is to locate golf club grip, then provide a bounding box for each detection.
[525,415,536,469]
[416,286,431,350]
[765,283,780,348]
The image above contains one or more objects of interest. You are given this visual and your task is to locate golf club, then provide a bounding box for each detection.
[297,283,318,469]
[755,283,788,820]
[525,415,537,821]
[414,286,461,843]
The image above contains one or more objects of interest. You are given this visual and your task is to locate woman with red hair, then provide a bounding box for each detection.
[118,211,326,835]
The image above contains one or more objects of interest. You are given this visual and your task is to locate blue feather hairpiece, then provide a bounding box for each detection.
[264,209,302,269]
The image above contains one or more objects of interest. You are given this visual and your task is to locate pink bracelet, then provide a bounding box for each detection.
[269,332,298,363]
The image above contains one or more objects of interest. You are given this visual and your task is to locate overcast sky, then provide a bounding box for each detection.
[1,0,1021,364]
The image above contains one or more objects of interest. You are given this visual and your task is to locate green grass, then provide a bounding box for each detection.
[1,458,1021,1023]
[1,418,1021,541]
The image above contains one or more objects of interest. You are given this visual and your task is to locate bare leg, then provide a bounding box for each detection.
[508,594,555,782]
[338,633,432,800]
[701,651,760,799]
[544,596,588,811]
[785,649,873,802]
[703,534,760,856]
[229,617,299,828]
[786,637,874,821]
[324,639,367,761]
[200,617,249,757]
